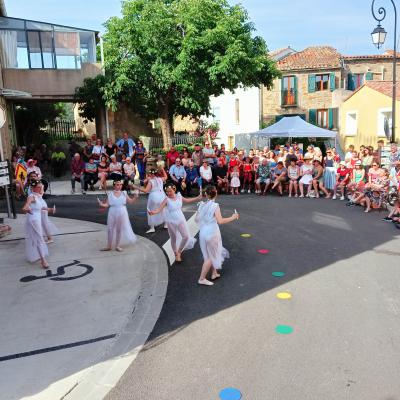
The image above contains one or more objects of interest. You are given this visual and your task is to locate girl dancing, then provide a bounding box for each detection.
[196,185,239,286]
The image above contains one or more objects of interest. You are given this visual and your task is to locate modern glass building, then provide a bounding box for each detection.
[0,16,97,70]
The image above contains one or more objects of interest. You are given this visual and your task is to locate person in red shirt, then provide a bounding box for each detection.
[166,146,180,169]
[333,161,351,200]
[241,157,253,193]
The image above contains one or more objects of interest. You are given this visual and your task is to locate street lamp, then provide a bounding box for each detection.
[371,0,397,143]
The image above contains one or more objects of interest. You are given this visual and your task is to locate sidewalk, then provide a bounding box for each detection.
[0,215,168,400]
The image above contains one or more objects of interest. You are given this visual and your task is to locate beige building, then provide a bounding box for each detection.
[0,3,102,159]
[262,46,400,142]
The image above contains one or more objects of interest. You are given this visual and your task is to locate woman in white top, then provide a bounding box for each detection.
[149,183,200,262]
[199,160,213,185]
[92,139,105,163]
[287,159,300,197]
[299,157,314,197]
[133,169,167,233]
[195,186,239,286]
[98,179,138,252]
[22,179,56,268]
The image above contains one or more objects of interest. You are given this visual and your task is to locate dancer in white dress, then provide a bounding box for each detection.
[98,179,138,252]
[22,180,56,268]
[195,185,239,286]
[149,183,201,262]
[133,169,167,233]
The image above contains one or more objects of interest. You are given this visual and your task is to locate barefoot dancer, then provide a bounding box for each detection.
[22,180,55,269]
[149,183,200,262]
[133,169,167,233]
[196,185,239,286]
[98,179,138,252]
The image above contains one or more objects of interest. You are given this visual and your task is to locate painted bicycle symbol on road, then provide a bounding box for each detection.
[20,260,94,283]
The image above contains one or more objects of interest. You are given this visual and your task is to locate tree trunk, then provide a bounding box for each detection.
[159,101,173,150]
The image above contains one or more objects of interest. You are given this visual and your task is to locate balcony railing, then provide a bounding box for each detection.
[282,89,297,107]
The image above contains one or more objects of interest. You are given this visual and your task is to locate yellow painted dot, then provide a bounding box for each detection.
[276,292,292,300]
[241,234,251,238]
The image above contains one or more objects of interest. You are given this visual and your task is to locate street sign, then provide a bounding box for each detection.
[0,175,9,186]
[0,160,10,186]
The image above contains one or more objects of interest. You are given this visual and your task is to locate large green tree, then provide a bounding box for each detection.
[77,0,279,147]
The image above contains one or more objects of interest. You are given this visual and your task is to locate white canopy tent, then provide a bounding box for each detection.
[250,116,337,139]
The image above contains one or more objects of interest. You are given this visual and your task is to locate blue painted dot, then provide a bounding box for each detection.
[219,388,242,400]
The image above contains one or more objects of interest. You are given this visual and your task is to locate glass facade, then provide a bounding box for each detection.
[0,16,97,69]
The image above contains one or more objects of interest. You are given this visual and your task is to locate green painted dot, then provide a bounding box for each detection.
[276,325,294,334]
[272,271,285,277]
[241,233,251,238]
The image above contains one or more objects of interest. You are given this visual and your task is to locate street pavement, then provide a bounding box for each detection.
[2,193,400,400]
[0,214,168,400]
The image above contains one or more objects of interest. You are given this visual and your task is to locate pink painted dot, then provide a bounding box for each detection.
[258,249,270,254]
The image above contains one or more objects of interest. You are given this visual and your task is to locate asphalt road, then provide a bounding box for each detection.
[4,193,400,400]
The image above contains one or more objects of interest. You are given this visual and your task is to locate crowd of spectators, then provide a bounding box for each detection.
[9,132,400,227]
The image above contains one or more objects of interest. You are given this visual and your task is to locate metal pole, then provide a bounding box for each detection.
[392,0,397,143]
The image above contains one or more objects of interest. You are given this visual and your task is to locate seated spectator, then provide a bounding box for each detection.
[97,155,109,190]
[70,153,85,194]
[166,146,180,169]
[156,154,166,170]
[287,159,300,197]
[285,148,298,167]
[200,160,213,186]
[333,161,351,200]
[365,161,382,190]
[255,158,271,195]
[312,159,330,198]
[185,160,200,196]
[169,157,187,193]
[84,157,99,191]
[347,160,365,198]
[382,196,400,222]
[109,155,123,181]
[213,159,229,193]
[92,138,104,163]
[104,138,117,160]
[181,150,191,167]
[123,157,136,192]
[26,159,42,179]
[299,157,314,197]
[271,161,287,196]
[389,161,400,189]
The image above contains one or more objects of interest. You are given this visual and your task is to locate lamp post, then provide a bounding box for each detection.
[371,0,397,143]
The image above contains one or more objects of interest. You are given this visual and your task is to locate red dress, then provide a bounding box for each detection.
[243,163,253,181]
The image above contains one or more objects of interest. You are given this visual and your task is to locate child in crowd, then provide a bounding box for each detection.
[230,166,241,195]
[241,157,253,193]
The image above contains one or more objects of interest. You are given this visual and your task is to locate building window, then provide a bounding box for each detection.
[282,76,297,106]
[212,106,221,123]
[235,98,240,125]
[228,135,234,150]
[353,73,364,89]
[377,108,392,137]
[315,74,329,91]
[345,111,358,136]
[317,109,328,128]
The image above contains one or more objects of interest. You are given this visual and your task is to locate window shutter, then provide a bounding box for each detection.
[330,73,336,91]
[328,108,334,129]
[309,109,317,124]
[308,75,316,93]
[281,78,284,106]
[366,72,373,81]
[347,73,355,90]
[294,75,298,104]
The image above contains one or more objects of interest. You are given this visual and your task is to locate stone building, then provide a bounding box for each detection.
[261,46,400,143]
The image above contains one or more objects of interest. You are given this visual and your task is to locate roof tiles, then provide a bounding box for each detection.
[364,80,400,101]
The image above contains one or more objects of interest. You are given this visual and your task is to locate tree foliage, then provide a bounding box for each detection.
[75,0,280,147]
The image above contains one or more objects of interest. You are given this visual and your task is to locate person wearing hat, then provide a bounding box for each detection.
[26,159,42,180]
[333,161,351,200]
[133,168,167,233]
[347,160,366,200]
[299,156,314,197]
[98,179,138,252]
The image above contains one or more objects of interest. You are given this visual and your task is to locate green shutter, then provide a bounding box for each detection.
[366,72,373,81]
[293,75,298,105]
[309,109,317,125]
[308,75,316,93]
[328,108,334,129]
[281,78,284,106]
[347,73,355,90]
[330,73,336,91]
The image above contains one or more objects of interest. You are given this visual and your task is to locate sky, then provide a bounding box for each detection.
[5,0,398,56]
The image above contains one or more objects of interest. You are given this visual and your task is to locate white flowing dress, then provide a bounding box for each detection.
[25,193,49,262]
[165,193,196,253]
[41,198,59,239]
[195,200,229,269]
[147,177,166,227]
[107,191,137,247]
